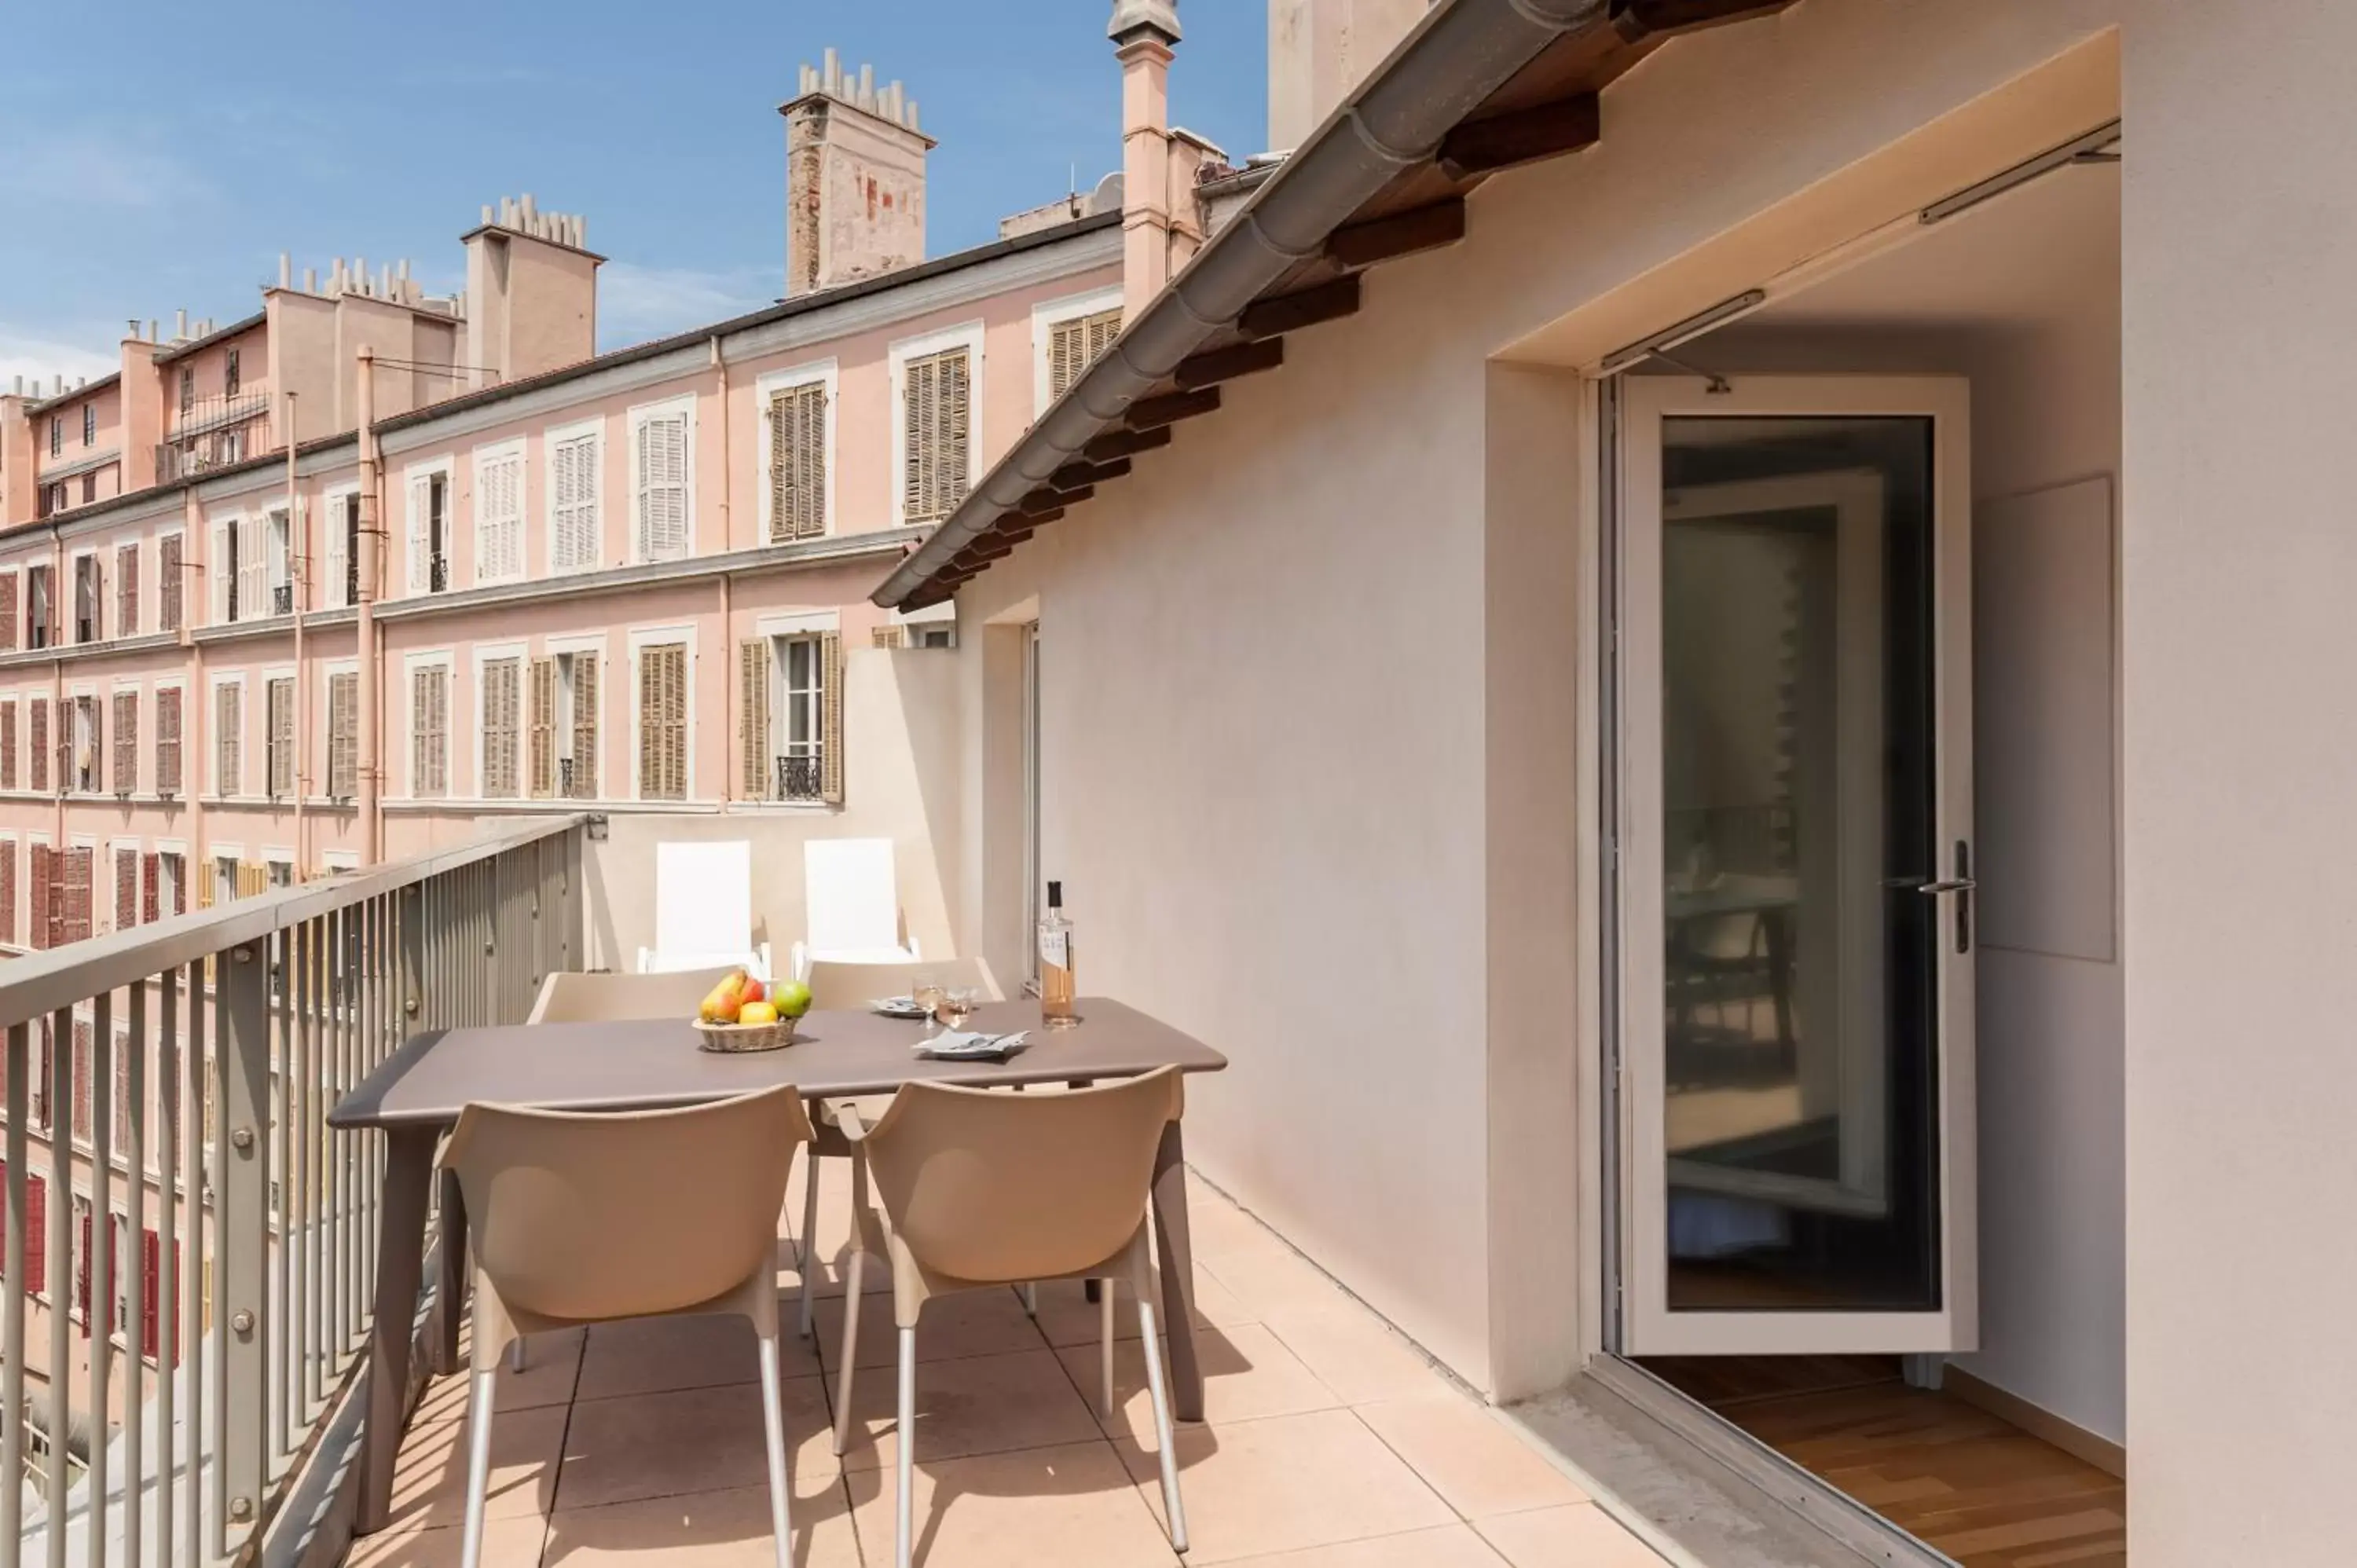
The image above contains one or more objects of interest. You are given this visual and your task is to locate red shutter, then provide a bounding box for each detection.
[72,1020,90,1141]
[115,848,137,930]
[143,853,159,924]
[64,847,92,943]
[114,1035,130,1149]
[24,1175,43,1295]
[77,1208,90,1335]
[143,1229,162,1361]
[27,843,48,951]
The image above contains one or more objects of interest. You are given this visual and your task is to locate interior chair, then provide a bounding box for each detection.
[794,956,1002,1337]
[789,837,918,979]
[525,965,740,1024]
[441,1086,815,1568]
[829,1069,1189,1568]
[638,840,773,979]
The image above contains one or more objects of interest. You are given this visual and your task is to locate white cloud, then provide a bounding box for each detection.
[598,262,775,347]
[0,324,120,394]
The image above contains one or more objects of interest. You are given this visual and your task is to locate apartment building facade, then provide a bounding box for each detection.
[0,44,1155,1434]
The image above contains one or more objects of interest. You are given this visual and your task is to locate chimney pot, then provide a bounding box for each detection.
[303,266,317,292]
[279,251,291,288]
[482,202,496,225]
[824,47,841,93]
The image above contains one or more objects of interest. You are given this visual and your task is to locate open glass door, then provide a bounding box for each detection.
[1618,376,1975,1355]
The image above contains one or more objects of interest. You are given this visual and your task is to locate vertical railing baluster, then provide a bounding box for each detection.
[2,1022,27,1554]
[219,929,270,1547]
[194,962,218,1555]
[270,926,290,1471]
[88,993,112,1568]
[46,1006,71,1568]
[157,969,180,1568]
[125,980,148,1568]
[298,918,317,1417]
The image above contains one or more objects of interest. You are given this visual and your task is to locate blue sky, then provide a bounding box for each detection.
[0,2,1265,387]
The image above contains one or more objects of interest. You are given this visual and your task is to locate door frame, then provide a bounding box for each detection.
[1610,373,1978,1357]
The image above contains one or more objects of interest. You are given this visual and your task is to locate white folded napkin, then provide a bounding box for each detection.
[915,1029,1030,1061]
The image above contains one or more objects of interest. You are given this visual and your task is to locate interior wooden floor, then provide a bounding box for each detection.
[1644,1355,2126,1568]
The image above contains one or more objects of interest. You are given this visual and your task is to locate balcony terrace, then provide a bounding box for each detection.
[2,816,1659,1568]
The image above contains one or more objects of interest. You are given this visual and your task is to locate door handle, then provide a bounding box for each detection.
[1920,843,1974,954]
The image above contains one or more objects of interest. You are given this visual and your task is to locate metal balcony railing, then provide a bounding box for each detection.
[2,815,588,1568]
[156,394,273,485]
[773,752,823,802]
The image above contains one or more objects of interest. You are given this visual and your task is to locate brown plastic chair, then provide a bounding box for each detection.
[441,1086,815,1568]
[794,956,1003,1338]
[832,1068,1189,1566]
[524,965,741,1024]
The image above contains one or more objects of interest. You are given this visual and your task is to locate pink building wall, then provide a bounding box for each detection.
[0,225,1120,939]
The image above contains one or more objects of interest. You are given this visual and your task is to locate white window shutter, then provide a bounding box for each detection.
[552,435,597,572]
[636,414,688,562]
[211,522,230,623]
[406,474,431,594]
[240,518,268,618]
[324,499,348,609]
[478,450,523,581]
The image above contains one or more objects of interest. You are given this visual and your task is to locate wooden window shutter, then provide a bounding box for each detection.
[1,699,15,790]
[156,687,182,795]
[157,534,182,632]
[636,414,689,562]
[113,691,137,793]
[769,384,827,541]
[637,643,687,800]
[117,543,139,636]
[0,840,13,946]
[328,672,357,798]
[72,1020,90,1140]
[570,653,599,798]
[0,573,15,652]
[478,449,524,581]
[553,435,599,571]
[904,350,970,522]
[28,699,46,793]
[528,658,556,797]
[406,474,433,594]
[115,848,137,929]
[483,658,520,797]
[142,852,158,925]
[65,847,92,943]
[267,678,295,797]
[27,844,48,950]
[217,684,241,796]
[113,1034,130,1149]
[740,639,772,797]
[820,629,844,804]
[412,669,448,796]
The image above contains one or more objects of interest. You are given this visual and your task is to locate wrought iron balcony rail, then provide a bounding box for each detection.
[773,751,823,802]
[2,815,588,1568]
[156,397,273,485]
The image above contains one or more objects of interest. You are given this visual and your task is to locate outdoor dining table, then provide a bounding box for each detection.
[327,995,1228,1534]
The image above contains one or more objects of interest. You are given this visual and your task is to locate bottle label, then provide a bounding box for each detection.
[1040,928,1068,970]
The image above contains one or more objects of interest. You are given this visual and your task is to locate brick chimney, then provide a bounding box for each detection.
[1110,0,1191,318]
[781,51,936,298]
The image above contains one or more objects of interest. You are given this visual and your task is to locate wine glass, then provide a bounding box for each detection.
[940,986,978,1032]
[912,981,944,1031]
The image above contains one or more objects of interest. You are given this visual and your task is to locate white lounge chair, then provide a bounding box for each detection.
[637,840,773,980]
[788,837,918,980]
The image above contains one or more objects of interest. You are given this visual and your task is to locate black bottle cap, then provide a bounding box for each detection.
[1047,880,1062,908]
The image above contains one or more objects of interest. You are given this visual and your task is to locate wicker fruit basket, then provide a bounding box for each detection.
[692,1017,798,1054]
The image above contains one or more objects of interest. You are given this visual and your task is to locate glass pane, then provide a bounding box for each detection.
[1659,415,1941,1313]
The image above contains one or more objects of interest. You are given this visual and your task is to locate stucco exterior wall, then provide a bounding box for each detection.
[2117,2,2357,1560]
[951,0,2136,1404]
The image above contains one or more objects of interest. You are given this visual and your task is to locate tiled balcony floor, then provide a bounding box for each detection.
[346,1164,1665,1568]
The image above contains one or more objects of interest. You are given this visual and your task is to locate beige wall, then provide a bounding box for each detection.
[950,0,2136,1409]
[2118,2,2357,1560]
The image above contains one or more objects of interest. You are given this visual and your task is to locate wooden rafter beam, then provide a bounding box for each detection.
[1238,276,1362,341]
[1327,199,1467,269]
[1017,488,1068,517]
[1126,387,1221,430]
[1050,456,1132,492]
[1612,0,1789,40]
[1083,425,1172,464]
[1174,336,1285,391]
[1437,94,1600,181]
